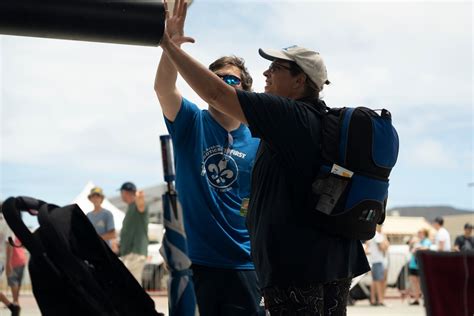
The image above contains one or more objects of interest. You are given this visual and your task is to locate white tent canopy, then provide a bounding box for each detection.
[72,181,125,231]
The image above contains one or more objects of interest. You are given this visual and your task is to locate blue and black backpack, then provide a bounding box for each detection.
[311,107,399,240]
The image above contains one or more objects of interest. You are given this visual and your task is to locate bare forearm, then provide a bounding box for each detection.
[163,39,225,104]
[155,51,178,96]
[154,44,183,120]
[136,191,146,213]
[161,36,247,123]
[438,241,445,251]
[101,230,117,241]
[6,244,12,263]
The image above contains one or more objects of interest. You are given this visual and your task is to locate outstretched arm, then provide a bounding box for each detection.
[5,242,12,276]
[154,0,194,121]
[159,0,248,124]
[135,191,146,213]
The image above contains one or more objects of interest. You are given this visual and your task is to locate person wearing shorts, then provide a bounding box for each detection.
[0,212,21,316]
[407,229,431,305]
[7,266,25,294]
[372,262,385,281]
[6,236,27,307]
[367,225,389,306]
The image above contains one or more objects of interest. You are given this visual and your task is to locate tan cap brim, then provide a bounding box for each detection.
[259,48,294,62]
[88,194,104,199]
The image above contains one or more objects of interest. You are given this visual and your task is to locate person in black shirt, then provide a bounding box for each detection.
[159,1,370,314]
[454,223,473,252]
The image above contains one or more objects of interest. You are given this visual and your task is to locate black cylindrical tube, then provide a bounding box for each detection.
[0,0,165,46]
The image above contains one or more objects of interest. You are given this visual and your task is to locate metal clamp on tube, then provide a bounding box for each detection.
[160,134,176,185]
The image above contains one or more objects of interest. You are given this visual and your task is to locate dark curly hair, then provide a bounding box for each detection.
[209,56,253,92]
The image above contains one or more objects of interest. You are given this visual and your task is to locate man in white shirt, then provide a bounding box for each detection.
[433,217,451,251]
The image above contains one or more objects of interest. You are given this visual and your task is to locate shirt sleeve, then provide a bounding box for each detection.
[422,239,432,248]
[164,97,201,146]
[105,210,115,232]
[374,233,384,243]
[438,230,448,242]
[237,90,321,169]
[454,236,462,247]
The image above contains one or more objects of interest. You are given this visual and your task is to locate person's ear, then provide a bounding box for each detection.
[293,73,306,89]
[293,73,307,89]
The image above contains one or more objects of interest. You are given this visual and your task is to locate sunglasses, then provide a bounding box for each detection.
[217,74,242,86]
[268,62,292,73]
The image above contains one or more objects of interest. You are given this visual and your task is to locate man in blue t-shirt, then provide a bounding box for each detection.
[86,187,116,248]
[154,3,261,315]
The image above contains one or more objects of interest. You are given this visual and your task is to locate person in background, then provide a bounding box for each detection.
[119,182,149,285]
[6,236,27,309]
[433,217,451,251]
[154,3,262,314]
[454,222,473,252]
[367,224,390,306]
[407,228,431,305]
[86,187,116,248]
[0,210,20,316]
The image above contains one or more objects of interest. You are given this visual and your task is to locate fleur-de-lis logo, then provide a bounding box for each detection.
[203,153,238,190]
[208,159,234,185]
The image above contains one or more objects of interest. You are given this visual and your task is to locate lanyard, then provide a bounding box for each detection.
[222,133,234,161]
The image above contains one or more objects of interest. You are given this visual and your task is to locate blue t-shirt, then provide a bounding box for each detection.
[165,98,259,269]
[87,208,115,247]
[409,238,432,270]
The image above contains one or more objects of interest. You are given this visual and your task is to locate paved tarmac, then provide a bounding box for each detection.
[0,291,425,316]
[0,292,169,316]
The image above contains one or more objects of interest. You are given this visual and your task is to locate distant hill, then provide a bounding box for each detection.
[387,206,473,222]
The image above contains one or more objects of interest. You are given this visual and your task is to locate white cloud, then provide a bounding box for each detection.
[408,139,455,168]
[257,2,472,110]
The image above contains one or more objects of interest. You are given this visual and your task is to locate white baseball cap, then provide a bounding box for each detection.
[259,45,329,92]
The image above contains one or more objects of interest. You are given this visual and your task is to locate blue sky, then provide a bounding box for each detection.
[1,0,473,211]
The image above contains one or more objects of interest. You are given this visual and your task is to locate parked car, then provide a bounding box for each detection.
[142,223,166,291]
[349,244,411,304]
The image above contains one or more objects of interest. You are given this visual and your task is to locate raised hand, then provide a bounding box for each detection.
[163,0,195,45]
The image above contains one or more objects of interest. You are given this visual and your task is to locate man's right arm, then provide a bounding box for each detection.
[154,48,182,122]
[154,1,194,122]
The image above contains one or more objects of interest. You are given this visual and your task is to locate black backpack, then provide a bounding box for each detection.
[311,107,399,240]
[1,196,161,316]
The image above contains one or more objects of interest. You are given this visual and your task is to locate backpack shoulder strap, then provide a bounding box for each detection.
[2,196,47,257]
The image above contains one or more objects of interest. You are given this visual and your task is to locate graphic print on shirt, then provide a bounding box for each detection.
[201,145,240,192]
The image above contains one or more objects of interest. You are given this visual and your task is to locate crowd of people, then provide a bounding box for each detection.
[85,182,150,285]
[363,217,473,308]
[0,182,469,316]
[83,174,473,314]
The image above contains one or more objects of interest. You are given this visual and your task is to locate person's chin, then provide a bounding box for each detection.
[265,87,280,96]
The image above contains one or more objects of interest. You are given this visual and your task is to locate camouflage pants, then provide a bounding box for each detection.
[263,277,352,316]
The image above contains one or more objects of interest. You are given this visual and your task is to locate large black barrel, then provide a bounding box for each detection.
[0,0,166,46]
